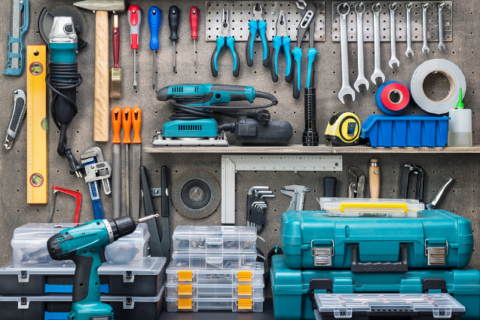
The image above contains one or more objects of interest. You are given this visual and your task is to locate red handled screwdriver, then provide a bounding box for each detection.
[190,6,199,67]
[128,5,141,90]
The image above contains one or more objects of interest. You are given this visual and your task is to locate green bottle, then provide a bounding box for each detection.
[448,88,472,147]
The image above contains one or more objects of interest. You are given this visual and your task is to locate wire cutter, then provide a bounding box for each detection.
[271,11,292,82]
[246,3,269,67]
[211,9,240,77]
[348,167,365,198]
[292,0,317,99]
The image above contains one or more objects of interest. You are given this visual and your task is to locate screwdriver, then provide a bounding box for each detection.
[128,5,141,90]
[169,5,180,73]
[190,6,199,67]
[122,107,132,216]
[148,6,161,90]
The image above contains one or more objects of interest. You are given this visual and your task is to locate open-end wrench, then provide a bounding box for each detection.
[422,3,430,53]
[371,3,385,85]
[338,3,355,104]
[354,3,369,92]
[438,3,445,50]
[405,3,414,57]
[388,3,400,68]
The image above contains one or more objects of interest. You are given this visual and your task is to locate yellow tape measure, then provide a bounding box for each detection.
[325,112,361,146]
[26,45,48,204]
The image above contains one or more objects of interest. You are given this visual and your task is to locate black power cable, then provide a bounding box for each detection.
[46,62,84,175]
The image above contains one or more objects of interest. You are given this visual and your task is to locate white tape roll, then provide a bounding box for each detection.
[410,59,466,115]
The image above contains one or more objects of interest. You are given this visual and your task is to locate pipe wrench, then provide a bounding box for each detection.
[4,0,29,76]
[80,147,112,220]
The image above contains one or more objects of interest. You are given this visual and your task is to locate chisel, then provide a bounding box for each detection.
[131,107,142,219]
[111,107,122,218]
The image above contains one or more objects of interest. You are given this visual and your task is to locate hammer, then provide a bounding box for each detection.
[74,0,125,142]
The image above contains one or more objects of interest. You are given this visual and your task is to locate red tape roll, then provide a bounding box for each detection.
[380,82,410,111]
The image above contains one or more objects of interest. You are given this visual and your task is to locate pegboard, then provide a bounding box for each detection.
[332,1,453,42]
[205,1,326,41]
[0,0,479,287]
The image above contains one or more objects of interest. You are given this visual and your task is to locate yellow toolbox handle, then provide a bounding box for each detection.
[340,202,408,213]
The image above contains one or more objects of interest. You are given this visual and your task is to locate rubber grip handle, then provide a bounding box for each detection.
[122,107,132,144]
[227,36,240,77]
[257,20,270,67]
[161,166,169,217]
[190,6,199,39]
[292,47,302,99]
[271,36,281,82]
[169,6,180,41]
[211,37,225,77]
[111,107,122,143]
[283,37,293,82]
[306,48,318,88]
[128,5,141,49]
[148,6,161,50]
[246,20,258,67]
[90,182,105,220]
[112,16,120,68]
[323,177,337,197]
[132,107,142,143]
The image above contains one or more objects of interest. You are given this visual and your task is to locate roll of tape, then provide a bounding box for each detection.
[376,81,410,115]
[410,59,466,115]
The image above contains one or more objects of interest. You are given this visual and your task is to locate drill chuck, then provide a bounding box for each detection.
[105,216,137,241]
[303,87,319,146]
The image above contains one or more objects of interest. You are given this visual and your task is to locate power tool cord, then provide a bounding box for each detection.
[46,62,84,175]
[169,90,278,121]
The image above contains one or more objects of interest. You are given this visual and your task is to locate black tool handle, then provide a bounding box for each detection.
[246,30,254,67]
[270,45,279,82]
[302,88,318,146]
[323,177,337,197]
[351,243,408,273]
[210,43,220,77]
[169,6,180,40]
[161,166,169,217]
[140,166,163,258]
[293,58,300,99]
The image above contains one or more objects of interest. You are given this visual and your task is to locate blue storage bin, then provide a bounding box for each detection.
[360,115,449,148]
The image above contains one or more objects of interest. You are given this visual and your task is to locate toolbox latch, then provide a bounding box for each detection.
[425,239,448,265]
[311,240,335,267]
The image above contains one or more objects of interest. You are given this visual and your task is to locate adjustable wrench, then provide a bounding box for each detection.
[281,185,311,211]
[338,3,355,104]
[422,3,430,53]
[438,3,445,50]
[388,3,400,68]
[371,3,385,85]
[354,3,369,92]
[405,3,414,57]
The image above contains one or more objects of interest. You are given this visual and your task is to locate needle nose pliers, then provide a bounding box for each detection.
[271,11,292,82]
[211,9,240,77]
[246,3,270,67]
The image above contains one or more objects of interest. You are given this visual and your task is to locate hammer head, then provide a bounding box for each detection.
[73,0,125,12]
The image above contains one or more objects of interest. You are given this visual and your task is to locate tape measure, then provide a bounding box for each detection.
[26,45,47,204]
[325,112,361,146]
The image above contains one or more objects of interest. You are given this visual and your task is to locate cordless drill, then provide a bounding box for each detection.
[47,215,159,320]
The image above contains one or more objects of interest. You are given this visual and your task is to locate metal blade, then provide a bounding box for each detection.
[131,144,142,219]
[11,0,20,69]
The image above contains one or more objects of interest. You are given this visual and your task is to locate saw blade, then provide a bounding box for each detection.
[172,170,220,219]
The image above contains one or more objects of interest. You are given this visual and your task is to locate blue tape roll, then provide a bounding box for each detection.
[375,81,409,115]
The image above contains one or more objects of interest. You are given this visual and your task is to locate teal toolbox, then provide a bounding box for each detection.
[281,210,473,270]
[270,254,480,320]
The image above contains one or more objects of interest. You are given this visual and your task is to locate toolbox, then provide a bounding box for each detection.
[271,254,480,320]
[11,223,150,267]
[281,210,473,270]
[165,296,264,313]
[0,283,165,320]
[0,257,166,296]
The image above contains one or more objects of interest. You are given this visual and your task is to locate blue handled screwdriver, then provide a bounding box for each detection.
[149,6,161,90]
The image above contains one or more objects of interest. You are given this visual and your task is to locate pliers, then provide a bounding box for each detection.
[292,0,317,99]
[271,11,292,82]
[211,9,240,77]
[246,3,269,67]
[348,167,365,198]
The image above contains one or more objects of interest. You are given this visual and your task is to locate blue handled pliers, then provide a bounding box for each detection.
[211,9,240,77]
[271,11,292,82]
[246,3,270,67]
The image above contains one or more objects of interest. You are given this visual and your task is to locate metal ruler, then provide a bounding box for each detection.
[26,45,48,204]
[332,1,453,42]
[221,155,342,224]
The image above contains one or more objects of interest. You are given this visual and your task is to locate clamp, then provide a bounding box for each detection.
[80,147,111,220]
[281,185,311,211]
[246,3,269,67]
[348,167,365,198]
[48,186,82,223]
[399,164,424,202]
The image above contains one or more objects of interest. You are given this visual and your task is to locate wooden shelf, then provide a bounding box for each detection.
[144,145,480,154]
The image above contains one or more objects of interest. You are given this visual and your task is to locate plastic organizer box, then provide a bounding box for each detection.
[166,282,265,299]
[166,297,264,312]
[318,198,425,217]
[172,225,257,253]
[166,261,265,285]
[11,223,150,267]
[172,251,257,269]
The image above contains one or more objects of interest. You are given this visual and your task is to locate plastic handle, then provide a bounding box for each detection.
[190,6,199,39]
[112,16,120,68]
[148,6,161,50]
[306,48,318,88]
[283,37,293,82]
[122,107,132,144]
[112,107,122,143]
[257,20,270,67]
[270,36,282,82]
[90,182,105,220]
[169,5,180,41]
[292,47,302,99]
[226,36,240,77]
[206,257,223,264]
[323,177,337,197]
[211,37,225,77]
[128,5,141,49]
[246,20,258,67]
[339,202,408,213]
[206,238,223,245]
[161,166,170,218]
[351,243,408,273]
[132,106,142,143]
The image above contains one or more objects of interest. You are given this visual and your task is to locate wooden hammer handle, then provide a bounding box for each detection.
[94,11,110,142]
[369,159,380,199]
